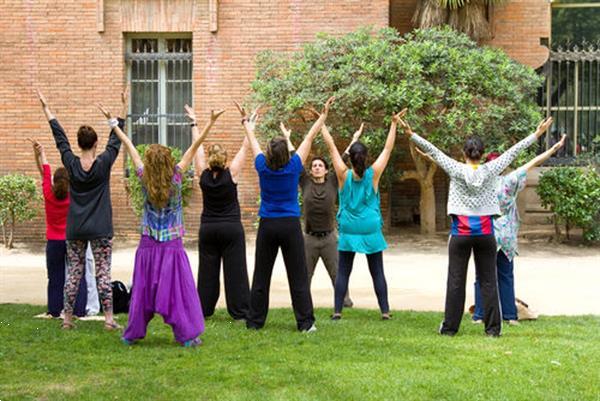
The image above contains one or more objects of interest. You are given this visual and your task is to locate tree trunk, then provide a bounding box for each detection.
[419,177,437,235]
[400,142,440,236]
[8,211,15,249]
[0,221,6,247]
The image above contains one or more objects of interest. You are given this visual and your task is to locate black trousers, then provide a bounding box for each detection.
[46,240,87,318]
[197,221,250,320]
[441,235,501,336]
[247,217,315,331]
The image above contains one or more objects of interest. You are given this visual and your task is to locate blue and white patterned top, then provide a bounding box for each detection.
[494,169,528,261]
[136,165,185,242]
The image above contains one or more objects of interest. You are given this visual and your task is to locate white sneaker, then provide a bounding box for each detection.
[471,319,483,324]
[302,324,317,333]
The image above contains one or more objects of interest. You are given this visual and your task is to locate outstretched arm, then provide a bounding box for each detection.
[372,110,405,189]
[488,117,554,175]
[342,123,364,159]
[178,108,224,171]
[398,114,463,177]
[519,134,566,172]
[296,96,335,164]
[234,102,262,157]
[37,90,76,167]
[185,105,207,175]
[230,136,249,183]
[280,123,296,154]
[321,124,348,188]
[98,103,143,170]
[28,138,46,176]
[36,89,55,121]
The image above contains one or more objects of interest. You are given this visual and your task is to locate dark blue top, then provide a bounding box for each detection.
[255,153,303,218]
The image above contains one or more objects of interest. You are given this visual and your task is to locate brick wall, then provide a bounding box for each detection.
[0,0,389,242]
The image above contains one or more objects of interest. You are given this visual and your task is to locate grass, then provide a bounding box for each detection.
[1,304,599,401]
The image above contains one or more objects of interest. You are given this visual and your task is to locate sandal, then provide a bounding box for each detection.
[61,321,76,330]
[104,321,122,331]
[330,313,342,321]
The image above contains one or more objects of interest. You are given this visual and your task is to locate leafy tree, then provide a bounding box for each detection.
[0,174,41,248]
[126,144,194,217]
[250,27,542,234]
[537,166,600,242]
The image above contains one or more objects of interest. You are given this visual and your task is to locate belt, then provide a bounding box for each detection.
[307,230,331,238]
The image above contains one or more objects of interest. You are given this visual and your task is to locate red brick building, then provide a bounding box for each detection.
[0,0,551,242]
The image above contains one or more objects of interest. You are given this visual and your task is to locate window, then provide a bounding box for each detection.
[126,35,193,151]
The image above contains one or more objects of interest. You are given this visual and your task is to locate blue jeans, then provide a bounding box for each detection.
[473,250,517,321]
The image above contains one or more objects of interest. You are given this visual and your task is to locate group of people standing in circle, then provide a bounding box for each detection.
[32,86,564,346]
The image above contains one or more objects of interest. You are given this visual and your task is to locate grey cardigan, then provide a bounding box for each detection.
[410,133,537,216]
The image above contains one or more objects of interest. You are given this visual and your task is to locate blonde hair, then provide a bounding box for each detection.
[142,144,176,209]
[208,144,228,170]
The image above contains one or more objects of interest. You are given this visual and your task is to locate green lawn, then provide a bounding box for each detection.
[1,304,599,401]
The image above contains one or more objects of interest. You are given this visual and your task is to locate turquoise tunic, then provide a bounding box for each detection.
[337,167,387,254]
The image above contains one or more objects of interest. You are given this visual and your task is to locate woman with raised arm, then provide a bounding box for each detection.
[322,110,405,321]
[187,104,251,322]
[28,139,88,319]
[472,135,566,325]
[398,114,554,336]
[235,97,333,332]
[98,102,221,347]
[37,89,125,331]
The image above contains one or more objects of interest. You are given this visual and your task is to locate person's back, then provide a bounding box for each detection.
[200,168,241,223]
[255,153,303,217]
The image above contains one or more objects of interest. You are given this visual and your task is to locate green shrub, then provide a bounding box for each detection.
[0,174,41,248]
[536,167,600,242]
[126,144,194,217]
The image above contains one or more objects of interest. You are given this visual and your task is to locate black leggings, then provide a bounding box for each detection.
[247,217,315,331]
[441,234,501,336]
[197,221,250,320]
[46,240,86,317]
[335,251,389,314]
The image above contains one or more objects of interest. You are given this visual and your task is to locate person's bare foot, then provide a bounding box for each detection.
[381,313,392,320]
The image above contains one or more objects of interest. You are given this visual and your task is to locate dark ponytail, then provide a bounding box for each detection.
[463,136,485,161]
[349,142,368,178]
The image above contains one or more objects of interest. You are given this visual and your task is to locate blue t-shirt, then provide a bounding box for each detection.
[255,153,303,218]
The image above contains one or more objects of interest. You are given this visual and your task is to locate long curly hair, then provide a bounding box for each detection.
[142,144,176,209]
[52,167,69,200]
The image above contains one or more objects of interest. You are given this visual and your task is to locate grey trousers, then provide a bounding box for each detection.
[304,231,352,307]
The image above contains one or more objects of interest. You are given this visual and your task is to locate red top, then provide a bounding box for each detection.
[42,164,69,240]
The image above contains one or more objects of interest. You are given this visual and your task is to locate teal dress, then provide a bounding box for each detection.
[337,167,387,254]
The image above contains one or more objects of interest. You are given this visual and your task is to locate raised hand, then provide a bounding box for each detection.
[352,123,365,143]
[550,134,567,153]
[210,109,226,123]
[280,122,292,139]
[392,108,408,124]
[27,138,43,155]
[35,89,48,108]
[396,113,413,137]
[97,103,112,119]
[184,104,197,122]
[233,101,247,118]
[535,116,554,138]
[322,96,335,116]
[246,108,260,132]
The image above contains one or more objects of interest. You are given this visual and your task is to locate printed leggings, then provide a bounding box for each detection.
[65,238,113,314]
